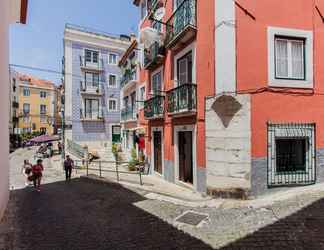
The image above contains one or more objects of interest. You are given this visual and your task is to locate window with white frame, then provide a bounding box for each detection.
[40,91,47,98]
[84,99,100,119]
[23,88,30,96]
[268,27,313,88]
[23,103,30,114]
[23,116,30,124]
[108,99,117,111]
[85,72,99,87]
[108,74,117,87]
[151,71,162,94]
[139,86,145,109]
[40,104,46,114]
[85,49,99,64]
[275,36,305,80]
[108,53,117,65]
[40,115,47,124]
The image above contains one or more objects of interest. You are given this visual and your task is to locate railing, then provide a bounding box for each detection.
[165,0,197,46]
[167,83,197,114]
[80,56,104,71]
[12,101,19,108]
[67,139,88,159]
[80,81,101,94]
[73,159,147,186]
[121,107,137,121]
[144,42,165,69]
[144,95,164,119]
[120,70,137,88]
[80,109,104,121]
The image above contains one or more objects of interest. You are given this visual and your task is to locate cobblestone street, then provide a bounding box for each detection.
[3,148,324,249]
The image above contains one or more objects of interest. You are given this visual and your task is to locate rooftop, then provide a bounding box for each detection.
[18,73,55,89]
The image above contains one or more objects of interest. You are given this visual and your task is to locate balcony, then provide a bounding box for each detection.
[147,0,161,16]
[144,95,164,120]
[80,56,104,72]
[80,81,102,95]
[121,107,137,122]
[165,0,197,50]
[80,109,104,122]
[167,83,197,116]
[144,42,165,70]
[12,101,19,108]
[120,70,137,89]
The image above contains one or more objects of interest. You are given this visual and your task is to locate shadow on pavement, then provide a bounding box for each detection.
[221,197,324,250]
[7,178,213,250]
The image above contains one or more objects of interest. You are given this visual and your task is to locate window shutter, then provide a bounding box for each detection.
[275,39,288,78]
[291,41,304,79]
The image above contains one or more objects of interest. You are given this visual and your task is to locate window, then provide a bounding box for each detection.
[32,123,36,130]
[268,27,313,88]
[108,99,117,111]
[85,49,99,64]
[108,74,117,87]
[109,53,117,65]
[139,86,145,109]
[85,72,99,87]
[23,88,30,96]
[23,103,30,114]
[40,91,47,98]
[123,96,129,109]
[267,123,315,187]
[276,138,306,172]
[152,71,162,94]
[152,20,162,32]
[23,116,30,124]
[177,51,192,85]
[13,78,16,92]
[275,37,305,80]
[40,116,47,124]
[23,128,31,133]
[141,0,147,19]
[84,99,100,119]
[40,105,46,114]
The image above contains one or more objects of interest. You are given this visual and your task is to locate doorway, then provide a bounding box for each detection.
[178,131,193,184]
[153,130,163,175]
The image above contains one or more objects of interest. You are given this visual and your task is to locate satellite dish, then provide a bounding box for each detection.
[154,7,165,21]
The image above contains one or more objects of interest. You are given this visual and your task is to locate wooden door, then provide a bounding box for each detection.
[178,131,193,184]
[153,131,163,174]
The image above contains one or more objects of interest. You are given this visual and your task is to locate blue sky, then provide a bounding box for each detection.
[10,0,139,85]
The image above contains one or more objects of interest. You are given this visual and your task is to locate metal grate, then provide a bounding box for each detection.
[267,123,316,187]
[175,211,208,226]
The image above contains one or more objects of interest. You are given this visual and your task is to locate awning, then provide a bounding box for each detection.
[139,27,161,48]
[29,135,60,143]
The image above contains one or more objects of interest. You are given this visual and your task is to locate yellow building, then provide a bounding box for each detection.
[17,74,58,135]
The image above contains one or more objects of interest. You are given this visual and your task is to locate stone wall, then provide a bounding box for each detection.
[205,94,251,195]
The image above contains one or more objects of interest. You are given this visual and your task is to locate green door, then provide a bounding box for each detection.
[112,125,121,143]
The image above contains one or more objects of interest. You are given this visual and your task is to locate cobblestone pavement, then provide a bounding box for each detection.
[5,148,324,249]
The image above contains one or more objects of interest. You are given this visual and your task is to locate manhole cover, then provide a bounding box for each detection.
[175,211,208,226]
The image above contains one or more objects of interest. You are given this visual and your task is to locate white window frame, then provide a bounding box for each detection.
[107,98,118,112]
[40,104,47,114]
[23,88,30,96]
[84,48,100,64]
[173,42,196,87]
[268,27,313,88]
[151,66,163,94]
[108,74,118,88]
[108,53,118,65]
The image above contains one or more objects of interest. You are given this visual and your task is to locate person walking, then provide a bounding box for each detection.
[21,159,32,186]
[31,159,44,192]
[64,155,74,181]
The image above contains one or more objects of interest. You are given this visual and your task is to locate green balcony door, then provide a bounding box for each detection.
[112,125,121,143]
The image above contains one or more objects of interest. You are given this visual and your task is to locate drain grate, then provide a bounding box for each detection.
[175,211,208,226]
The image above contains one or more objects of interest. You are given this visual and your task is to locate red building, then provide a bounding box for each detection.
[130,0,324,197]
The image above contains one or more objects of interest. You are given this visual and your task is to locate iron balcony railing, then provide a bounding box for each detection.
[120,70,137,88]
[121,107,137,121]
[147,0,160,15]
[165,0,197,47]
[167,83,197,114]
[144,95,164,119]
[80,81,102,95]
[80,108,104,121]
[80,56,104,71]
[12,101,19,108]
[144,42,165,70]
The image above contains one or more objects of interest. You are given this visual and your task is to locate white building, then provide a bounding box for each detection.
[0,0,28,219]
